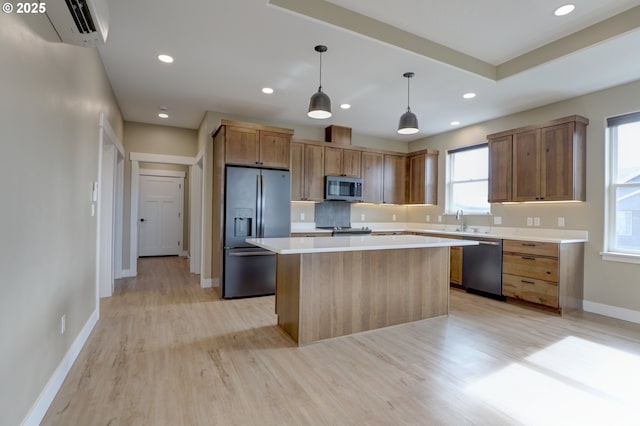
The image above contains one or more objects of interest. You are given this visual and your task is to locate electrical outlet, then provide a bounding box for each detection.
[60,314,66,335]
[534,217,540,227]
[361,214,365,221]
[527,217,533,226]
[426,215,430,222]
[300,212,305,221]
[494,216,502,225]
[438,215,442,223]
[558,217,565,227]
[392,214,397,221]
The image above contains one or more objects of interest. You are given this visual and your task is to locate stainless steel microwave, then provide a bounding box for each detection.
[325,176,363,202]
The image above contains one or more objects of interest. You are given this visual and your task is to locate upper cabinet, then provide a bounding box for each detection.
[361,151,384,204]
[408,151,438,205]
[291,142,325,201]
[224,122,293,169]
[487,116,588,203]
[324,147,361,178]
[383,154,408,204]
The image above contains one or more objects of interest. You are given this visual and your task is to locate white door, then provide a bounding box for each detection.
[138,174,184,256]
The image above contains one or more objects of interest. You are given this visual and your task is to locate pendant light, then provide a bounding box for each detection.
[397,72,419,134]
[308,45,332,119]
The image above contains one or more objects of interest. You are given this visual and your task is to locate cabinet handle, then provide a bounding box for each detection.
[521,280,536,284]
[521,256,536,261]
[522,243,536,247]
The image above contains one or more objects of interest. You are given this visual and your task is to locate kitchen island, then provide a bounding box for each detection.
[247,235,478,345]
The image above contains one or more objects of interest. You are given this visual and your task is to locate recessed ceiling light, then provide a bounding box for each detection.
[450,121,460,126]
[157,54,174,63]
[261,87,274,94]
[554,4,575,16]
[158,112,169,119]
[463,93,476,99]
[340,103,351,109]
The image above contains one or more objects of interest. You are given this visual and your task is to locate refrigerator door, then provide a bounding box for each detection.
[224,166,259,248]
[223,247,276,298]
[260,169,291,238]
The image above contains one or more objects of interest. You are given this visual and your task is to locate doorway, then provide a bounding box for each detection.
[138,171,185,257]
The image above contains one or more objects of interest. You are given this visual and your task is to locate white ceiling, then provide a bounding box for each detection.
[97,0,640,141]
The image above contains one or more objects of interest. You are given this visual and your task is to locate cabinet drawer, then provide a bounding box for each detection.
[502,274,559,308]
[502,254,559,281]
[503,240,558,257]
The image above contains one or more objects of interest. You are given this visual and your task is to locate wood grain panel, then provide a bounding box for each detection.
[361,151,383,203]
[324,147,343,176]
[502,253,559,282]
[277,247,449,346]
[488,135,512,202]
[503,240,559,257]
[290,142,304,201]
[513,129,541,201]
[303,144,325,201]
[259,130,290,169]
[502,273,559,307]
[342,149,361,178]
[225,126,259,165]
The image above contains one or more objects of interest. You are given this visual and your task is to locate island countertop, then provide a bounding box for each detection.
[246,234,478,254]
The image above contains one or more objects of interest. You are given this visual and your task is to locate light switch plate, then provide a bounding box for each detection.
[494,216,502,225]
[438,216,442,223]
[426,215,430,222]
[361,214,365,221]
[558,217,565,227]
[534,217,540,227]
[392,214,397,221]
[527,217,533,226]
[300,212,305,221]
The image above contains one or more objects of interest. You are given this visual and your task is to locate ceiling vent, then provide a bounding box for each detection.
[44,0,109,47]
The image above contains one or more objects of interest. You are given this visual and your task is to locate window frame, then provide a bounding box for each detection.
[446,143,490,215]
[603,111,640,263]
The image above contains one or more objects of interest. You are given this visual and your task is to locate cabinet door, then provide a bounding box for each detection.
[513,129,541,201]
[488,135,513,202]
[304,145,325,201]
[324,147,343,176]
[361,152,383,204]
[541,122,575,201]
[225,126,259,166]
[259,131,290,169]
[342,150,361,178]
[450,246,463,285]
[408,154,425,204]
[290,143,304,201]
[383,155,407,204]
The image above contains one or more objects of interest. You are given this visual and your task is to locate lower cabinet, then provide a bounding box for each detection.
[501,239,584,313]
[449,246,462,285]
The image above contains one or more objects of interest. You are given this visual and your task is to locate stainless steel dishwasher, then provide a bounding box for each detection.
[461,236,504,299]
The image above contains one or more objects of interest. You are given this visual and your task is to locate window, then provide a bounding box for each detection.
[447,144,490,214]
[606,112,640,256]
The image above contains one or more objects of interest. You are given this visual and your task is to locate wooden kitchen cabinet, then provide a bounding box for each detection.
[225,123,292,169]
[291,142,324,201]
[488,135,513,202]
[383,154,408,204]
[408,151,438,204]
[502,239,584,313]
[361,151,384,204]
[324,147,361,178]
[450,246,463,285]
[488,116,588,203]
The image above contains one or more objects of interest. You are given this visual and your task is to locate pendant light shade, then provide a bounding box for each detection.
[308,45,332,119]
[398,72,419,135]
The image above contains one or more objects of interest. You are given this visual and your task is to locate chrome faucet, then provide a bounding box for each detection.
[455,209,465,231]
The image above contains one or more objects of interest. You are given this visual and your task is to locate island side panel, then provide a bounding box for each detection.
[296,247,449,346]
[275,253,301,343]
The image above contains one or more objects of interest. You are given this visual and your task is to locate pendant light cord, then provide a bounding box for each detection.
[318,51,323,91]
[406,75,411,112]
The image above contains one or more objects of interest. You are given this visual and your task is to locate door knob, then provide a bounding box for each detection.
[140,218,146,222]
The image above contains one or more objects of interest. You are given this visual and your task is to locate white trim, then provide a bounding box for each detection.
[600,251,640,264]
[201,278,214,288]
[21,310,98,426]
[121,268,135,278]
[190,160,203,276]
[130,160,140,277]
[139,169,186,178]
[130,152,196,165]
[100,113,125,156]
[182,251,189,257]
[583,300,640,325]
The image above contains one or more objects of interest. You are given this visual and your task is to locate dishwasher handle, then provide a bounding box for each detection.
[477,240,500,246]
[228,251,275,257]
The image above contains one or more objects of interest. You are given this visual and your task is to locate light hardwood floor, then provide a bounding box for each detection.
[43,256,640,425]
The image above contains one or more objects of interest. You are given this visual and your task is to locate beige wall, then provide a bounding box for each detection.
[409,79,640,313]
[0,13,123,425]
[122,122,198,268]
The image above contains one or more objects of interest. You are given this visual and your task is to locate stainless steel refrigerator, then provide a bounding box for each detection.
[223,166,290,298]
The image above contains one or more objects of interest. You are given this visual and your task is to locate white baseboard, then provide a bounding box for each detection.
[583,300,640,325]
[22,310,98,426]
[121,268,136,278]
[181,251,189,258]
[200,277,213,288]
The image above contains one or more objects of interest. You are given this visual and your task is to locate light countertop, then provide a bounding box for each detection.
[290,222,588,244]
[247,235,478,254]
